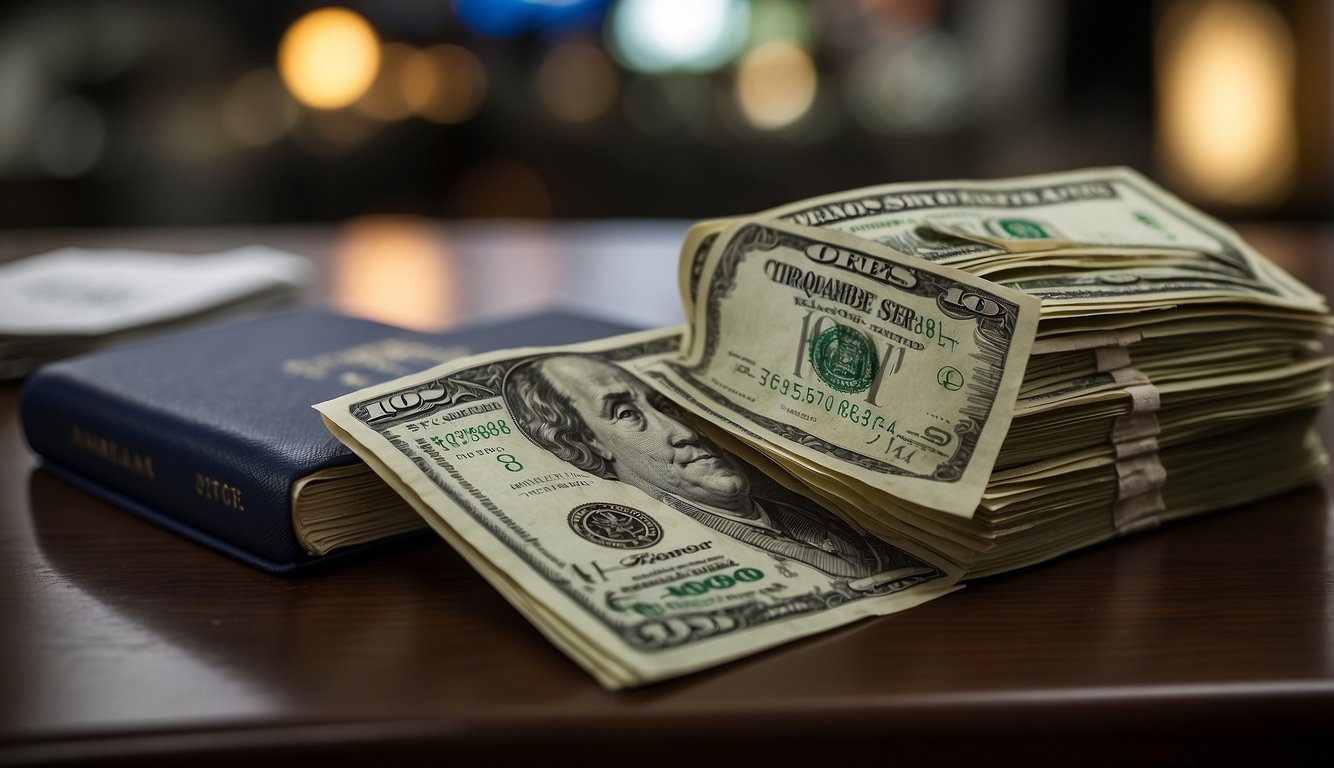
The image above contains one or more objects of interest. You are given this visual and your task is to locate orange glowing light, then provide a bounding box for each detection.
[417,45,488,124]
[278,8,381,110]
[331,215,457,329]
[537,39,620,124]
[1157,0,1297,205]
[357,42,419,121]
[447,157,552,218]
[735,40,818,130]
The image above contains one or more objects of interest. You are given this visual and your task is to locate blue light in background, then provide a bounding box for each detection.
[452,0,607,38]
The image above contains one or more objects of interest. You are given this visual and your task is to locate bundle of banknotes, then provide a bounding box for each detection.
[317,168,1331,689]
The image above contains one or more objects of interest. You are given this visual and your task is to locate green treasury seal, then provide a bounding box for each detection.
[809,324,878,394]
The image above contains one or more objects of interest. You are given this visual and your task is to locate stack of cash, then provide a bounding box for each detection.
[666,167,1331,578]
[318,168,1329,688]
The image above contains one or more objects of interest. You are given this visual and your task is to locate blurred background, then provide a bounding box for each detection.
[0,0,1329,228]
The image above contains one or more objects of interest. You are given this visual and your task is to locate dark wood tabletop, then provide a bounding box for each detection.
[2,222,1332,767]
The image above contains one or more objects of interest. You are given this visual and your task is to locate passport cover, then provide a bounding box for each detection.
[20,307,634,574]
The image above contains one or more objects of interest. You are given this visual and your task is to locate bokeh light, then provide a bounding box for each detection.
[398,49,442,115]
[155,87,232,166]
[223,68,299,146]
[332,215,457,330]
[453,0,532,38]
[278,8,381,110]
[844,32,976,134]
[748,0,812,49]
[414,44,487,124]
[447,157,552,218]
[293,107,380,156]
[623,74,713,139]
[454,0,605,38]
[0,42,41,174]
[356,42,420,122]
[735,40,817,130]
[3,0,1321,229]
[608,0,750,73]
[35,95,105,177]
[537,38,619,124]
[1156,0,1297,205]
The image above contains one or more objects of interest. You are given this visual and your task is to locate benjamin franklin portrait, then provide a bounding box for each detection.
[502,353,927,583]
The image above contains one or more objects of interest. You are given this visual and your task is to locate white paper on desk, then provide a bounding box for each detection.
[0,246,312,336]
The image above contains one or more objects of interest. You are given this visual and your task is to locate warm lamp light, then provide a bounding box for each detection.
[1157,0,1297,205]
[331,216,456,329]
[735,40,817,130]
[279,8,381,110]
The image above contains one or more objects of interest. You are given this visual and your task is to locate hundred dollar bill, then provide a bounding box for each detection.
[641,220,1040,517]
[679,167,1326,315]
[316,329,957,689]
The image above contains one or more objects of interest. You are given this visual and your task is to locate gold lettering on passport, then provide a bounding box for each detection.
[194,473,246,511]
[282,339,469,381]
[70,425,155,480]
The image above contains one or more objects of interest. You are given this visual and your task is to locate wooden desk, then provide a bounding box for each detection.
[2,223,1332,766]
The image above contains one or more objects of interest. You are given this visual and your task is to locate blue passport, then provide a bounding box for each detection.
[20,307,634,574]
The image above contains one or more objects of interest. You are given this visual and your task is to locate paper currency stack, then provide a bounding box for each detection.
[318,168,1330,688]
[670,167,1331,579]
